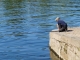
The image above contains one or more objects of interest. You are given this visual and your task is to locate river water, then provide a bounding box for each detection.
[0,0,80,60]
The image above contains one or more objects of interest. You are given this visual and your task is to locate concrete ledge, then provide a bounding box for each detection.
[49,27,80,60]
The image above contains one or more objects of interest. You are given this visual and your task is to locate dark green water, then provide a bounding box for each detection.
[0,0,80,60]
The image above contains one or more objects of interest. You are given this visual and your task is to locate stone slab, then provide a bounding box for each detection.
[49,27,80,60]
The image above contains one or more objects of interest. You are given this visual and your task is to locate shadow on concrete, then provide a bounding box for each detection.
[51,30,73,32]
[67,30,73,32]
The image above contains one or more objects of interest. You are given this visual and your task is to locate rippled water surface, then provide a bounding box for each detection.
[0,0,80,60]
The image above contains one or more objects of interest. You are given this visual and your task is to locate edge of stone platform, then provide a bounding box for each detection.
[49,47,63,60]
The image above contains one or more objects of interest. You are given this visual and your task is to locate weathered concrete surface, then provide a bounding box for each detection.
[49,27,80,60]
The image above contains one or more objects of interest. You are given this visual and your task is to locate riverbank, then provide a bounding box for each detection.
[49,27,80,60]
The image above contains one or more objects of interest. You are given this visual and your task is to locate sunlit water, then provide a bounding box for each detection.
[0,0,80,60]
